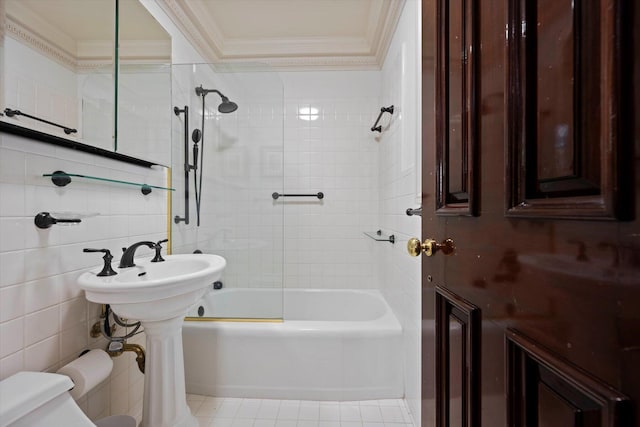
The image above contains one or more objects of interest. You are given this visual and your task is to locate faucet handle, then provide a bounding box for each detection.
[151,239,169,263]
[83,248,117,277]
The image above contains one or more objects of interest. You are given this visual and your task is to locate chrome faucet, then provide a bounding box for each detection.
[119,241,157,268]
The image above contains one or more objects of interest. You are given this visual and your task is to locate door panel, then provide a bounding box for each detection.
[436,287,481,427]
[506,0,631,219]
[421,0,640,426]
[507,329,630,427]
[435,0,479,215]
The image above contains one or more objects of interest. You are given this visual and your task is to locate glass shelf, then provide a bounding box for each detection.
[364,230,395,243]
[43,170,174,195]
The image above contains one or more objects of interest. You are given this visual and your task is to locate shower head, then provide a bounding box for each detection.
[218,98,238,114]
[195,85,238,113]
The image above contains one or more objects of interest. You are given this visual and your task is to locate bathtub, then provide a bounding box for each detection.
[182,288,403,401]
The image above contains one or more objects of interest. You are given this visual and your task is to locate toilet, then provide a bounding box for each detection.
[0,371,136,427]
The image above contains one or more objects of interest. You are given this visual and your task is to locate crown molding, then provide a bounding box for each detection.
[373,0,405,66]
[6,17,171,73]
[6,0,77,54]
[157,0,405,71]
[76,59,112,72]
[184,0,226,57]
[219,54,381,71]
[157,0,221,62]
[223,36,373,58]
[6,17,79,71]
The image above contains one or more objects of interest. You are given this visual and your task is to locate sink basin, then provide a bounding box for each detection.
[79,254,226,321]
[77,253,226,427]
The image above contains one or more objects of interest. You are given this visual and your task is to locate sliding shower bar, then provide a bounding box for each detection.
[174,106,190,224]
[370,105,394,132]
[272,192,324,200]
[4,108,77,134]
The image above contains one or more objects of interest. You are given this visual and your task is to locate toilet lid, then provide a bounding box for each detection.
[0,372,74,427]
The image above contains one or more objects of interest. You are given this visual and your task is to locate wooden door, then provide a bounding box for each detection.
[420,0,639,426]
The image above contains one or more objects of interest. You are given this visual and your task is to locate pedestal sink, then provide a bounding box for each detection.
[78,254,226,427]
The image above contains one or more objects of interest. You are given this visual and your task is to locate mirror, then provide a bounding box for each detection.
[116,0,171,164]
[2,0,116,146]
[0,0,171,165]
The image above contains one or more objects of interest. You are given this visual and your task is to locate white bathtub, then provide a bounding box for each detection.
[182,289,403,401]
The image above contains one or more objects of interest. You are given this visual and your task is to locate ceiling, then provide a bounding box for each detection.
[4,0,405,71]
[157,0,406,70]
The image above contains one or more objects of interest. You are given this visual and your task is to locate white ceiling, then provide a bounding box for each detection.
[157,0,406,70]
[4,0,405,71]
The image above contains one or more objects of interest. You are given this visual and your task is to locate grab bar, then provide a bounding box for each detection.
[371,105,394,132]
[406,207,422,216]
[4,108,77,134]
[272,192,324,200]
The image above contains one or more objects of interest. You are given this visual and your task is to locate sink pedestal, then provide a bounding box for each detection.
[140,316,197,427]
[78,254,226,427]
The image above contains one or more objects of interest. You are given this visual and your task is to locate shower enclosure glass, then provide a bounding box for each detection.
[171,63,284,320]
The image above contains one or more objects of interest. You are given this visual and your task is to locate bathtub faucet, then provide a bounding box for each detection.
[119,241,158,268]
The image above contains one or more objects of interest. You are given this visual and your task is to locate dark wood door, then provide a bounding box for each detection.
[420,0,639,426]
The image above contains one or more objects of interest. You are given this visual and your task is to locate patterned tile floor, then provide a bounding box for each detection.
[187,395,415,427]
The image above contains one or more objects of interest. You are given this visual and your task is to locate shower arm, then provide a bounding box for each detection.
[196,86,223,99]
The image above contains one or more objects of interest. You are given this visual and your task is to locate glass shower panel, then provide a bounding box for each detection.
[171,63,284,320]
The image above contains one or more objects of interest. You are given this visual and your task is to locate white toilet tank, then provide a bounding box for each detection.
[0,371,96,427]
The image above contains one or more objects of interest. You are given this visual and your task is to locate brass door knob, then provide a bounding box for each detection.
[407,237,455,257]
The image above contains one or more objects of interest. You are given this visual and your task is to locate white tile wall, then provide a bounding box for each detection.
[0,132,169,422]
[172,69,382,293]
[377,2,422,425]
[279,71,381,290]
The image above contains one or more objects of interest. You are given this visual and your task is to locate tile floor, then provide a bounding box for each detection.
[187,394,415,427]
